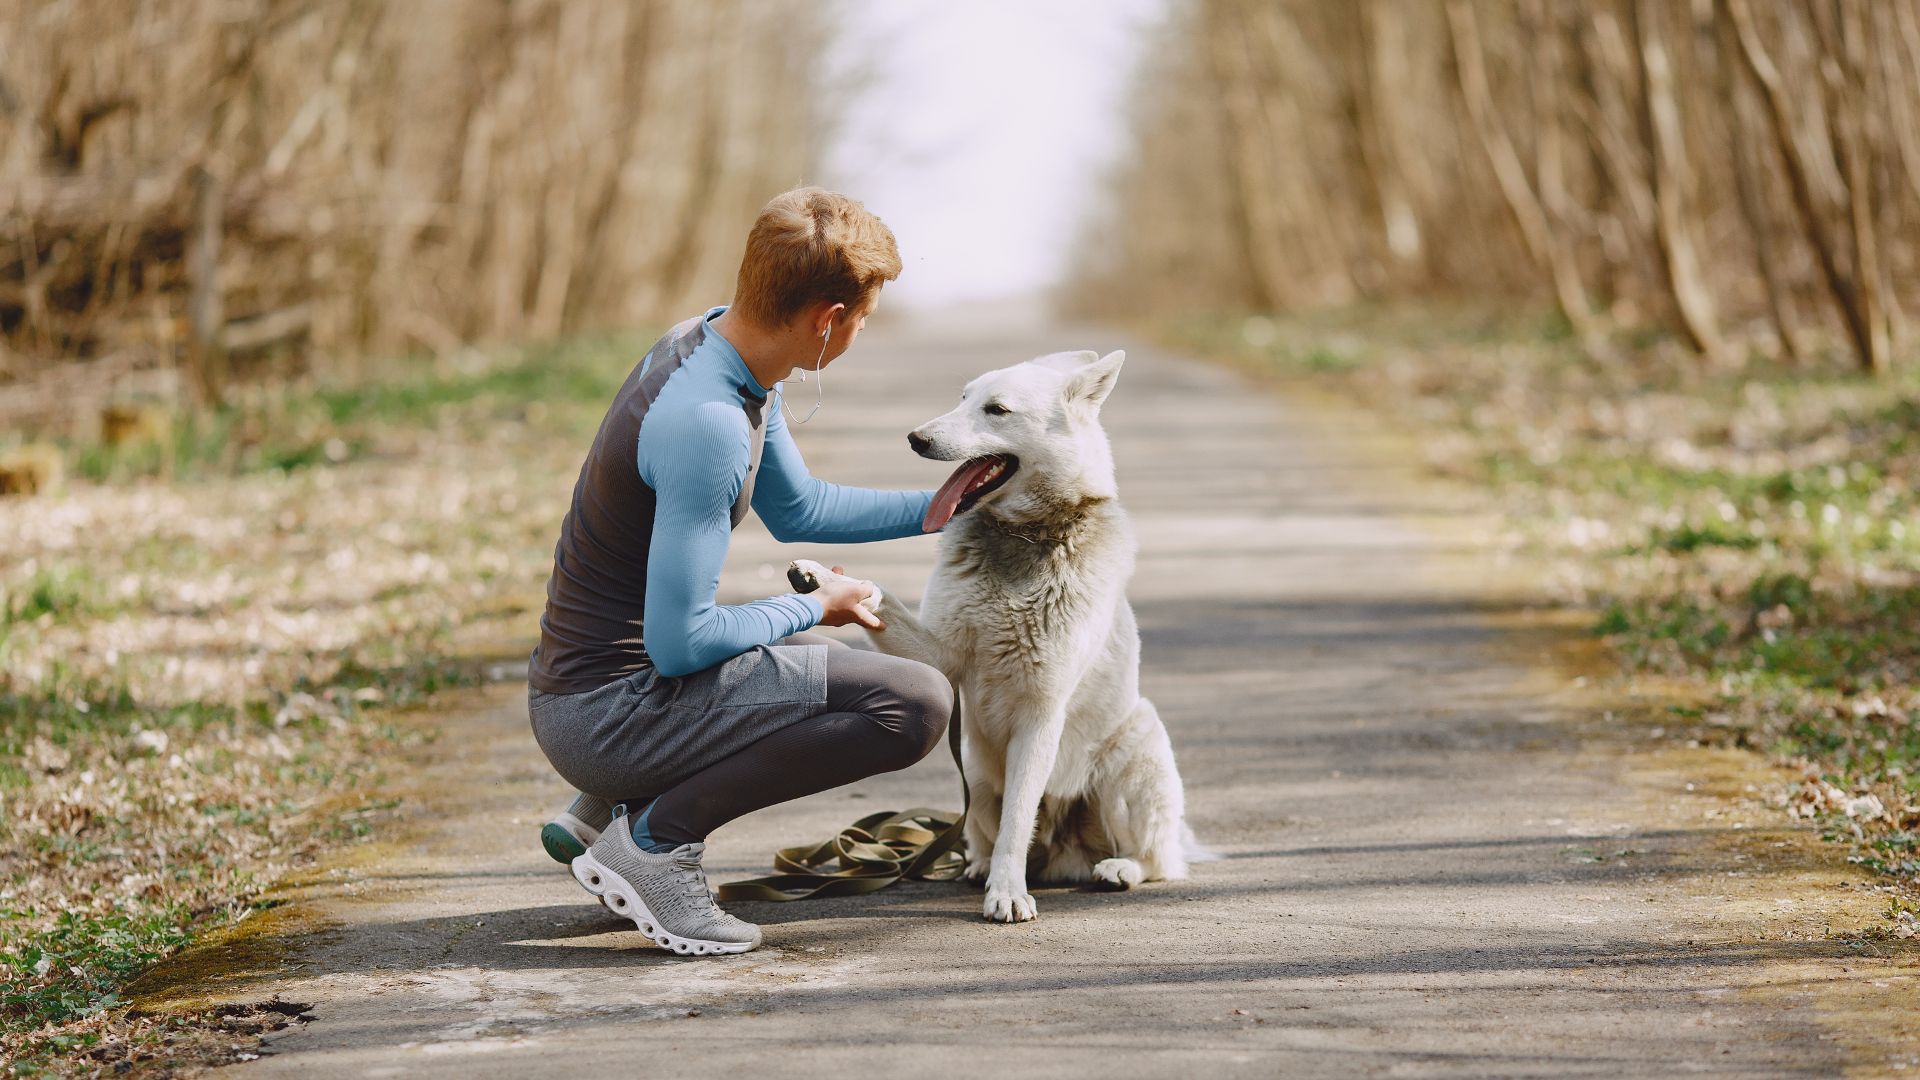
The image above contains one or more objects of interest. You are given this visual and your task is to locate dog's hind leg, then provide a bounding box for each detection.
[1092,697,1191,884]
[1035,796,1104,884]
[1040,844,1097,884]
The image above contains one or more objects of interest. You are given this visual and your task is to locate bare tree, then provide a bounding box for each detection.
[1072,0,1920,378]
[1445,0,1601,351]
[0,0,832,400]
[1634,0,1727,365]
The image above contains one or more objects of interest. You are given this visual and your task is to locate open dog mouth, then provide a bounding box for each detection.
[923,454,1018,532]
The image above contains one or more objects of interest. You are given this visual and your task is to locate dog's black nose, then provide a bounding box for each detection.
[907,431,931,456]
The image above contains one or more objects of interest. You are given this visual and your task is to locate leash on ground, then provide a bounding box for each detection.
[715,570,968,903]
[715,686,967,901]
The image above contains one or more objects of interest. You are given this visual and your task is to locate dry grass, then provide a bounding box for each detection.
[0,335,640,1073]
[1170,306,1920,924]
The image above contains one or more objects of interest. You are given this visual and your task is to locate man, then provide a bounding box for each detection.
[526,188,949,956]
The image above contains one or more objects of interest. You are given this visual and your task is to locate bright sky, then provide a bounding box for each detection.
[823,0,1168,311]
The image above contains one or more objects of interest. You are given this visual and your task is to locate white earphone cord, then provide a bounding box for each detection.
[783,321,829,426]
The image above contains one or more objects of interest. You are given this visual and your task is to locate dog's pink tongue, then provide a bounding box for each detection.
[923,457,998,532]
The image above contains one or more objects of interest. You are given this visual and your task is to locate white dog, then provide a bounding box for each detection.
[797,349,1206,923]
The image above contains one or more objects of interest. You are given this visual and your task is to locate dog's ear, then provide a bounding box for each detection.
[1030,350,1098,374]
[1065,350,1125,410]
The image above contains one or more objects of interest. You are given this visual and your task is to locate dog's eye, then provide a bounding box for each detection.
[983,403,1012,416]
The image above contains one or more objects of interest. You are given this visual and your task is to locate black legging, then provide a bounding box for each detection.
[628,634,951,851]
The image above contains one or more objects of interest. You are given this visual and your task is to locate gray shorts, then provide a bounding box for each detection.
[528,634,839,800]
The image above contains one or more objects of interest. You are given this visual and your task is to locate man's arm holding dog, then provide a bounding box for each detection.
[752,388,937,543]
[789,559,947,672]
[640,404,878,677]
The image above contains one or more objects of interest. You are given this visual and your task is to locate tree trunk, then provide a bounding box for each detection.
[1715,5,1806,364]
[1359,0,1422,267]
[1205,0,1294,310]
[1832,0,1895,372]
[1445,0,1602,351]
[1634,0,1727,365]
[186,165,226,403]
[1723,0,1879,373]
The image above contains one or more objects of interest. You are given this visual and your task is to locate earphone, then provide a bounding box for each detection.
[783,320,829,426]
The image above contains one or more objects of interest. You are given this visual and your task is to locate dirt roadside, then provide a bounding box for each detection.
[1272,367,1920,1075]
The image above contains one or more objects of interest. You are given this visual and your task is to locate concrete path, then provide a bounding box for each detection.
[140,322,1910,1077]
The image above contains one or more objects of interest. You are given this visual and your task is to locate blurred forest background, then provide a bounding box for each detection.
[1070,0,1917,374]
[0,0,820,438]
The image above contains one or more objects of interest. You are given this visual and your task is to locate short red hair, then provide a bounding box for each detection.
[731,188,902,326]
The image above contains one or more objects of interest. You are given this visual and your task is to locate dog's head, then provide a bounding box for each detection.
[912,349,1125,532]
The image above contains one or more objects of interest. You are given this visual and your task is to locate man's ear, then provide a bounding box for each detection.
[813,302,846,337]
[1065,350,1126,410]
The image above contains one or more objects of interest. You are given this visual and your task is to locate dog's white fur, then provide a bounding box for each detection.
[801,349,1205,923]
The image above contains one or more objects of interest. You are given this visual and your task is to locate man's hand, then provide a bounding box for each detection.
[806,563,886,631]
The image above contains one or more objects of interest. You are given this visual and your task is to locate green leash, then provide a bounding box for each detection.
[715,570,969,903]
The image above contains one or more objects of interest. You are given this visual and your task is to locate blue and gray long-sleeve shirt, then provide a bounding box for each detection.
[529,306,934,692]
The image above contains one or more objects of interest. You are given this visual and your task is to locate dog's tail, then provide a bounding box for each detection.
[1180,821,1221,863]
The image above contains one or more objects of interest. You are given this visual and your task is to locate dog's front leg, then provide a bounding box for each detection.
[862,589,947,671]
[982,713,1066,923]
[787,559,948,671]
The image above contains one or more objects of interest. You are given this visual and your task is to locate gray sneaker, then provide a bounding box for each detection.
[541,792,613,865]
[571,815,763,956]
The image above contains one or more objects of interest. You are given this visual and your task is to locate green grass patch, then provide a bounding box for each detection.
[314,336,632,430]
[65,334,642,485]
[1849,830,1920,879]
[0,904,195,1031]
[2,566,100,628]
[1645,522,1762,554]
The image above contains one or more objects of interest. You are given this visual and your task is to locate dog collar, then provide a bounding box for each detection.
[982,504,1099,546]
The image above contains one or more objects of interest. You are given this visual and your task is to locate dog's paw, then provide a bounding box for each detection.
[961,857,992,884]
[786,559,835,593]
[982,883,1037,923]
[786,559,883,614]
[1091,857,1144,891]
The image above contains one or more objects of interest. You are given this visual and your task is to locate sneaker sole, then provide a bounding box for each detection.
[541,813,603,866]
[570,850,758,957]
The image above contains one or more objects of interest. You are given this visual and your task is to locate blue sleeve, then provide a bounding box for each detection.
[640,402,824,677]
[752,386,938,542]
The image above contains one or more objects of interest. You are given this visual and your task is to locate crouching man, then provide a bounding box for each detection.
[526,188,948,955]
